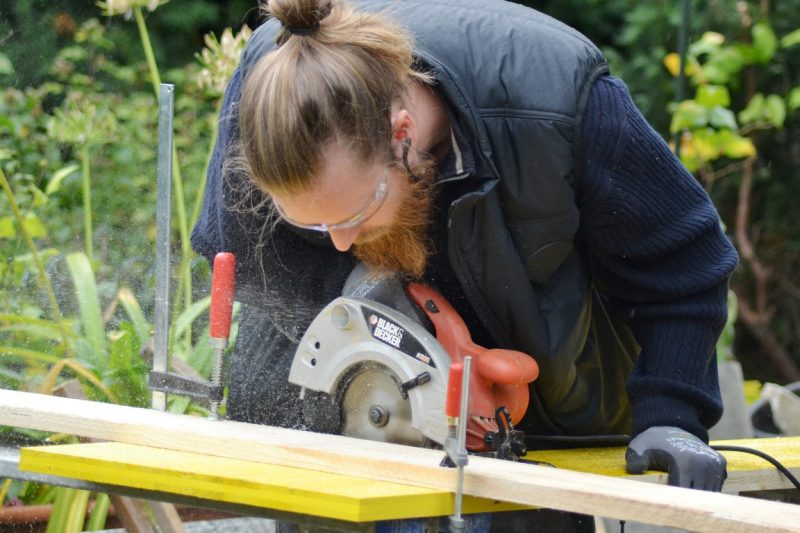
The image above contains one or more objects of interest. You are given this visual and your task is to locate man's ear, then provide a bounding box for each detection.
[390,109,416,160]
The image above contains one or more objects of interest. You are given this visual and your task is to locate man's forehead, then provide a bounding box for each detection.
[315,143,383,193]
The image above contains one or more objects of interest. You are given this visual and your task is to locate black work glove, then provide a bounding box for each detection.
[625,426,727,491]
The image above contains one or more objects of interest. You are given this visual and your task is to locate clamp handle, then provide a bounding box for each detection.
[446,362,464,419]
[210,252,236,340]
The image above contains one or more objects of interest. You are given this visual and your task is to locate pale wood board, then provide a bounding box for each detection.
[2,389,799,532]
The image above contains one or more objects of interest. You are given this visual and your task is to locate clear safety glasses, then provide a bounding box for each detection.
[273,167,389,232]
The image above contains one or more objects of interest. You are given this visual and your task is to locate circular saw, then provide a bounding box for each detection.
[288,266,540,455]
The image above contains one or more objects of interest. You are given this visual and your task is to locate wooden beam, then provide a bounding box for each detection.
[1,389,799,532]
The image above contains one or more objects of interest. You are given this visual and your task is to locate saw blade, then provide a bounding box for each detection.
[339,363,430,447]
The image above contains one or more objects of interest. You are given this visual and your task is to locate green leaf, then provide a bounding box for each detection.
[45,164,80,196]
[697,85,731,109]
[709,106,738,130]
[732,43,755,65]
[739,93,766,125]
[0,53,13,76]
[717,130,757,159]
[752,22,778,63]
[117,288,151,345]
[764,94,787,128]
[171,296,211,350]
[187,328,213,378]
[689,32,726,56]
[85,493,110,531]
[702,47,746,84]
[107,324,149,407]
[780,28,800,48]
[0,345,61,365]
[63,489,90,533]
[167,394,192,414]
[66,252,107,365]
[23,213,47,239]
[0,216,14,239]
[670,100,709,133]
[0,314,69,344]
[789,87,800,111]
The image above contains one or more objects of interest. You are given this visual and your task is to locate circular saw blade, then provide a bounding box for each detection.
[339,363,429,447]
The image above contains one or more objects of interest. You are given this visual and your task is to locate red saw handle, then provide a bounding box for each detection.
[210,252,236,340]
[446,362,464,419]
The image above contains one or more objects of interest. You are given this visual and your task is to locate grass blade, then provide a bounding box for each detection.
[65,252,107,365]
[117,288,151,345]
[0,345,61,365]
[0,314,73,345]
[171,295,210,352]
[85,493,110,531]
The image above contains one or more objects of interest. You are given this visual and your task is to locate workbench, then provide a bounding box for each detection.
[9,437,800,531]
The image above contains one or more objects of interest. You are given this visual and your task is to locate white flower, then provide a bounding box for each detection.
[196,26,252,96]
[97,0,169,18]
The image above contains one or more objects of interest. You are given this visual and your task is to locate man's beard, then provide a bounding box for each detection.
[353,157,436,279]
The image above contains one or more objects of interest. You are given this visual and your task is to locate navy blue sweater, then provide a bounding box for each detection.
[192,74,739,441]
[577,76,738,439]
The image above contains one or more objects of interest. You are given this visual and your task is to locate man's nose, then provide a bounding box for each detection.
[328,227,361,251]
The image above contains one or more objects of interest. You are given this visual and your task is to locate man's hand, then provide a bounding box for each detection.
[625,426,727,491]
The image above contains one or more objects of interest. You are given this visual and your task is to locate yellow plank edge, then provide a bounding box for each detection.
[20,442,526,522]
[526,436,800,493]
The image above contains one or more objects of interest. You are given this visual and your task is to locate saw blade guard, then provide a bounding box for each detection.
[288,296,451,446]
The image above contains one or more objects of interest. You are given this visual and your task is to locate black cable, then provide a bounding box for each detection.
[711,444,800,492]
[524,434,632,451]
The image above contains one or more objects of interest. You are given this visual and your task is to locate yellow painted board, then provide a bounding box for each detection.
[525,437,800,492]
[20,442,525,522]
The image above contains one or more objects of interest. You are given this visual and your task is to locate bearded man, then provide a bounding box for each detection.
[192,1,738,526]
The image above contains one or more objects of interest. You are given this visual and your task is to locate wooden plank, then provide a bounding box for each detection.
[53,379,186,533]
[1,389,799,532]
[527,437,800,493]
[20,442,524,522]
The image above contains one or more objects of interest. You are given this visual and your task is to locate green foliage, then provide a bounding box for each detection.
[659,3,800,382]
[0,0,256,89]
[3,8,248,514]
[1,3,249,467]
[666,20,799,173]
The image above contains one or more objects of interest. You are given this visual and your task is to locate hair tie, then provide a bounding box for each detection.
[285,20,320,36]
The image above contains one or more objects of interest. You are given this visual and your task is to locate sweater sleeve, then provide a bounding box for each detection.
[576,76,739,442]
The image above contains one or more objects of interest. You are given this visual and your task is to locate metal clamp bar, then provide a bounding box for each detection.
[152,83,174,411]
[148,371,224,402]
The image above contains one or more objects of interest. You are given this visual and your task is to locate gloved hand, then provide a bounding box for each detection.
[625,426,727,491]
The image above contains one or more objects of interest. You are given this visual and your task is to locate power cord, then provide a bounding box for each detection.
[711,444,800,491]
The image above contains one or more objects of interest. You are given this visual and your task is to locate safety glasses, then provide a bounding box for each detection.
[272,166,389,232]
